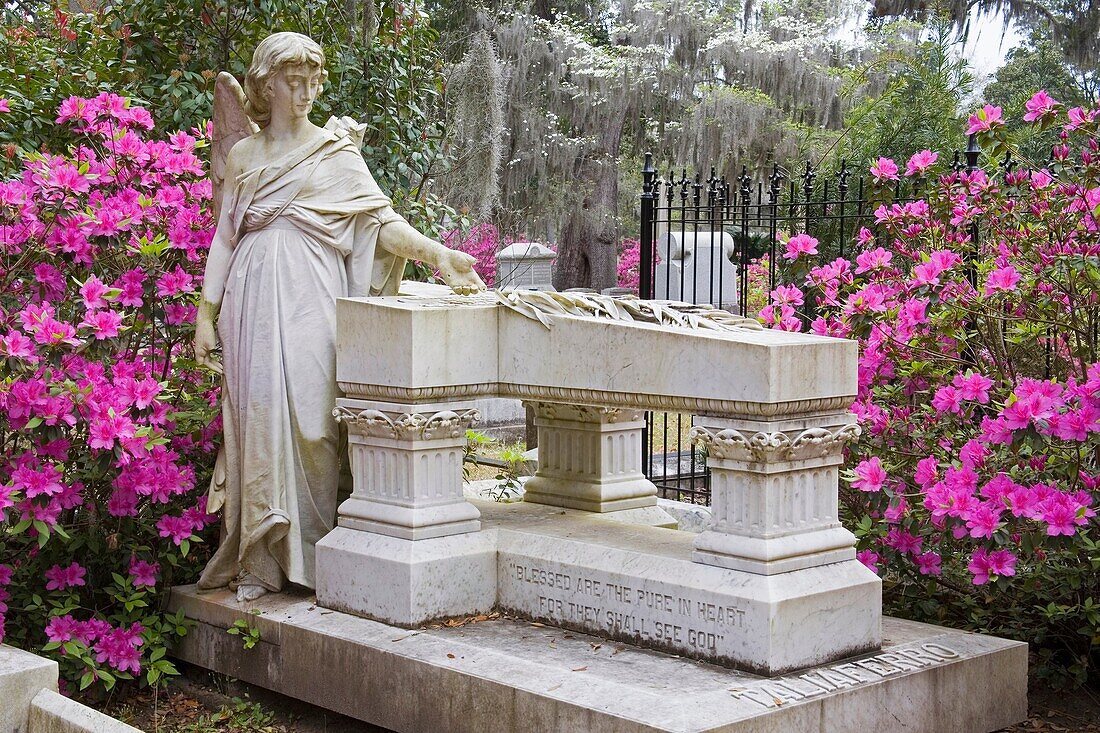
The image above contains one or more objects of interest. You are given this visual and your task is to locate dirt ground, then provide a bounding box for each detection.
[1001,683,1100,733]
[96,663,1100,733]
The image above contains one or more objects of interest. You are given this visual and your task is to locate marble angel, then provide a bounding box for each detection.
[193,32,485,602]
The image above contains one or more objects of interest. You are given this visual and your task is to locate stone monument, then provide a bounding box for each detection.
[173,288,1026,732]
[171,31,1027,733]
[495,241,557,290]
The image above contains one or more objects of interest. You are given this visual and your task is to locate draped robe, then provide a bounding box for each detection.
[197,118,403,592]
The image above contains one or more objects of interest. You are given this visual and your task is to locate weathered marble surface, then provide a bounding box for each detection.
[334,293,856,412]
[0,644,57,733]
[168,585,1027,733]
[317,497,879,673]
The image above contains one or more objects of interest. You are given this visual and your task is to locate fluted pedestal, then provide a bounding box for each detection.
[690,412,862,575]
[315,400,494,627]
[522,402,675,526]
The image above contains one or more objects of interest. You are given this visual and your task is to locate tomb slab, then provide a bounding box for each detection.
[168,585,1026,733]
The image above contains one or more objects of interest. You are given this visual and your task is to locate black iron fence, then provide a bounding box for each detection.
[637,137,989,504]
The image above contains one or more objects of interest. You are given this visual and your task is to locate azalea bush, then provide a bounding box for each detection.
[616,237,641,292]
[762,93,1100,684]
[0,94,218,693]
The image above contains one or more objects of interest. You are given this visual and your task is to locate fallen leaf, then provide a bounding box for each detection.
[589,643,602,651]
[446,653,456,659]
[547,683,562,692]
[572,666,587,672]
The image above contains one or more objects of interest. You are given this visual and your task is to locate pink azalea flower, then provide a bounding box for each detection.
[93,623,144,673]
[1042,496,1085,536]
[128,558,159,588]
[770,284,804,306]
[0,330,36,360]
[781,233,818,261]
[888,528,923,555]
[79,276,111,310]
[987,549,1017,578]
[851,456,887,492]
[0,98,9,114]
[905,150,938,176]
[968,548,994,584]
[914,456,939,488]
[854,247,892,274]
[155,266,194,297]
[156,514,194,545]
[1022,90,1060,122]
[80,310,123,340]
[857,550,880,574]
[915,552,942,576]
[45,614,82,643]
[984,265,1021,295]
[966,104,1004,135]
[56,96,90,124]
[884,496,908,523]
[931,385,963,414]
[952,372,993,403]
[44,562,86,591]
[870,157,899,182]
[1064,106,1096,132]
[1030,169,1053,189]
[44,163,91,194]
[11,464,65,498]
[965,503,1003,539]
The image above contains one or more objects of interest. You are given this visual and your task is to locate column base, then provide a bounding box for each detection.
[693,525,857,575]
[523,475,659,513]
[315,527,496,627]
[337,495,481,541]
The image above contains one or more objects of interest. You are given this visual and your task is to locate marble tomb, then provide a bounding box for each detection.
[174,289,1027,732]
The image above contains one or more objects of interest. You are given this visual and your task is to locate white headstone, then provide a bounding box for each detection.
[496,242,556,290]
[654,230,738,309]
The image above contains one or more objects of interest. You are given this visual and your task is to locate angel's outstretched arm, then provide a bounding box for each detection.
[377,217,486,294]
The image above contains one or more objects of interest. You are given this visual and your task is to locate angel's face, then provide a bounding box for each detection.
[269,62,324,121]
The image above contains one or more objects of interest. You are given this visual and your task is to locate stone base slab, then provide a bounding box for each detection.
[316,498,878,674]
[168,586,1026,733]
[316,528,496,627]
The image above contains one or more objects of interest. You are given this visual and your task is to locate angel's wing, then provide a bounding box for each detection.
[212,72,258,218]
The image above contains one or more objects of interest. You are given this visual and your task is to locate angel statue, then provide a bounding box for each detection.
[193,32,485,603]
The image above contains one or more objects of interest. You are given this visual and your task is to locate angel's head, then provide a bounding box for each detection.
[244,32,329,127]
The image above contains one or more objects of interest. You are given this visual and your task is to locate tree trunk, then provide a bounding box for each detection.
[552,110,624,291]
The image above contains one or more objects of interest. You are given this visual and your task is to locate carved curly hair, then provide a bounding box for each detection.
[243,32,329,128]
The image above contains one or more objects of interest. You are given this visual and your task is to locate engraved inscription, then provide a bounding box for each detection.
[729,643,962,708]
[509,561,745,653]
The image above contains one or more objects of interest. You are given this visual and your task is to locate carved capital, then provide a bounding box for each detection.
[333,406,480,441]
[524,402,641,423]
[689,423,861,462]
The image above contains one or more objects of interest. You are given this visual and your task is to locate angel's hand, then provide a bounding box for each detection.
[438,250,486,296]
[194,318,223,375]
